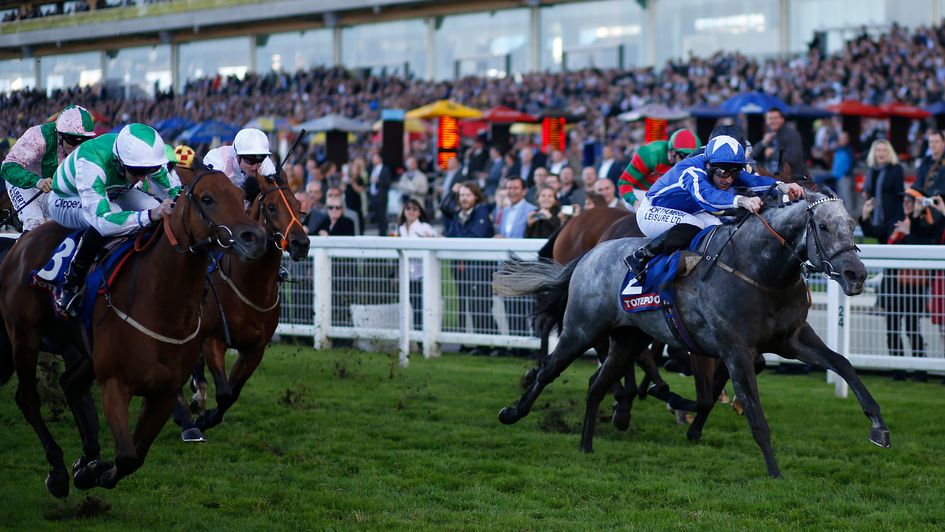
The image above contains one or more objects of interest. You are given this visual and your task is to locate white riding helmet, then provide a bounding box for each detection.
[55,105,96,137]
[114,124,168,168]
[233,128,271,156]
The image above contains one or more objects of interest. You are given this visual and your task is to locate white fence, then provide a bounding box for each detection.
[277,238,945,388]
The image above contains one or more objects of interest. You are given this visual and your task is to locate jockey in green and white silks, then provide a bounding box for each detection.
[0,105,96,231]
[49,123,179,236]
[49,123,178,317]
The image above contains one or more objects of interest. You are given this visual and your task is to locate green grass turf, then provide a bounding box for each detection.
[1,343,944,529]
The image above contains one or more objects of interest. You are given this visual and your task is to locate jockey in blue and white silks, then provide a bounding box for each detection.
[626,135,803,280]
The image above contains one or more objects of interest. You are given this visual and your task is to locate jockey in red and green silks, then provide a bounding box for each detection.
[617,129,701,207]
[0,105,96,231]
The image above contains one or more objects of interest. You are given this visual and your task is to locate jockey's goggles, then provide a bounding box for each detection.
[711,165,742,180]
[60,133,91,147]
[126,165,162,177]
[239,154,267,165]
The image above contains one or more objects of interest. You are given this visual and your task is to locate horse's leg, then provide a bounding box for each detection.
[121,391,180,480]
[636,349,699,413]
[580,329,649,452]
[606,337,637,432]
[687,356,728,443]
[499,325,601,425]
[57,353,103,488]
[196,346,264,431]
[724,348,781,478]
[10,336,70,498]
[93,377,133,489]
[189,356,209,413]
[171,392,205,442]
[194,338,238,431]
[782,323,890,448]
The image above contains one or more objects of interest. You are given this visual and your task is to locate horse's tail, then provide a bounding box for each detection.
[530,256,584,337]
[493,259,566,297]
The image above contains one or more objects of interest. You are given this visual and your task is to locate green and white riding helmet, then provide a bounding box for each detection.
[114,123,168,174]
[55,105,96,145]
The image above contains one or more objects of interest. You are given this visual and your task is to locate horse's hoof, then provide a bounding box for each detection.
[869,428,891,448]
[498,407,520,425]
[74,459,112,490]
[45,469,70,498]
[181,427,206,442]
[612,408,630,432]
[687,429,702,443]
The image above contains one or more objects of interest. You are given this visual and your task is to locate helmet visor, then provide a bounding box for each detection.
[126,165,162,177]
[239,154,266,165]
[60,133,91,147]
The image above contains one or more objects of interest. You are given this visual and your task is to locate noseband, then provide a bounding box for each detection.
[256,175,304,252]
[802,196,860,280]
[168,170,238,252]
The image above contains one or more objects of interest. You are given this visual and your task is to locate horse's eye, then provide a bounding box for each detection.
[267,203,277,213]
[201,195,215,206]
[818,223,828,231]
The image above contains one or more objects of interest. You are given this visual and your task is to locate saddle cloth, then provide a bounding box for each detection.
[30,231,139,328]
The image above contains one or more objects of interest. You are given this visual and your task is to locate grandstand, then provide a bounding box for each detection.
[0,0,941,95]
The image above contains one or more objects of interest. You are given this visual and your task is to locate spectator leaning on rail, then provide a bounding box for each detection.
[861,139,905,244]
[0,105,96,232]
[755,107,809,180]
[617,128,701,208]
[626,135,804,281]
[49,123,177,317]
[203,127,275,203]
[396,197,438,329]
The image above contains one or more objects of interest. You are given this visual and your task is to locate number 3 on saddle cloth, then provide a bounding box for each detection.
[30,230,142,332]
[618,226,715,354]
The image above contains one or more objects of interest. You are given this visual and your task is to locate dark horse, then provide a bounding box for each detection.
[495,189,889,477]
[172,170,310,436]
[0,163,267,496]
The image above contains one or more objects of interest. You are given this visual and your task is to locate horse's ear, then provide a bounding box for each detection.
[755,165,771,178]
[781,161,792,182]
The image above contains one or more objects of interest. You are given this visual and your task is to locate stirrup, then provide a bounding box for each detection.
[54,287,83,319]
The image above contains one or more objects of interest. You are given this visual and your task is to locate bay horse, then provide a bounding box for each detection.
[0,162,267,497]
[495,188,889,477]
[172,170,310,437]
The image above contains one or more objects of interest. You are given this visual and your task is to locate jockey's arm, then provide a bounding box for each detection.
[135,167,181,201]
[0,129,47,189]
[77,158,155,237]
[617,154,650,204]
[683,167,740,212]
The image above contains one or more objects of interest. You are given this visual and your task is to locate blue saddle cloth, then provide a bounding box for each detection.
[620,226,715,312]
[30,231,138,334]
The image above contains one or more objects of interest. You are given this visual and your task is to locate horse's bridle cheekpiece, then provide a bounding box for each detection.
[174,169,236,252]
[803,196,859,280]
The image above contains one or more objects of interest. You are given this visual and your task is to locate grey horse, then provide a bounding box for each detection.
[494,189,889,478]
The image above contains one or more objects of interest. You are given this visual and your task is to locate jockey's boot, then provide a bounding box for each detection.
[55,229,105,318]
[625,223,701,283]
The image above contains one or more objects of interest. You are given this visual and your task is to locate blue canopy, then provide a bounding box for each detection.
[154,117,197,140]
[720,92,788,115]
[176,120,240,145]
[689,105,735,119]
[787,104,834,119]
[925,102,945,115]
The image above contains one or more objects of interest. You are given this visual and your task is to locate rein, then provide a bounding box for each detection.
[217,262,280,313]
[257,180,304,252]
[103,291,202,345]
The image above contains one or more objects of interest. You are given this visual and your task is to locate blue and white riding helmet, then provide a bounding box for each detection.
[706,135,747,167]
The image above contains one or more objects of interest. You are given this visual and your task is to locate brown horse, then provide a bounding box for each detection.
[172,170,310,437]
[0,163,267,497]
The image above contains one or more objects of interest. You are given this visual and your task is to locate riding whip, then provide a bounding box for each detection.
[0,189,43,227]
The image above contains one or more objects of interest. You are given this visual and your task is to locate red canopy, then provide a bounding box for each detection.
[881,102,931,119]
[459,119,488,137]
[825,100,887,118]
[481,105,537,123]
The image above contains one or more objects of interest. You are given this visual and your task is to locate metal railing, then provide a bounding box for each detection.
[277,238,945,388]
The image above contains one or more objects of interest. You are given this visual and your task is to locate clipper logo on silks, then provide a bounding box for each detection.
[619,270,661,313]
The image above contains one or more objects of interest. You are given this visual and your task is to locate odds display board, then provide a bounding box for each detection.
[437,116,460,169]
[541,117,566,153]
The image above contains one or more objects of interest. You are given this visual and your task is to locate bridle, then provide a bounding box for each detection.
[254,174,304,252]
[802,196,860,280]
[165,169,238,253]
